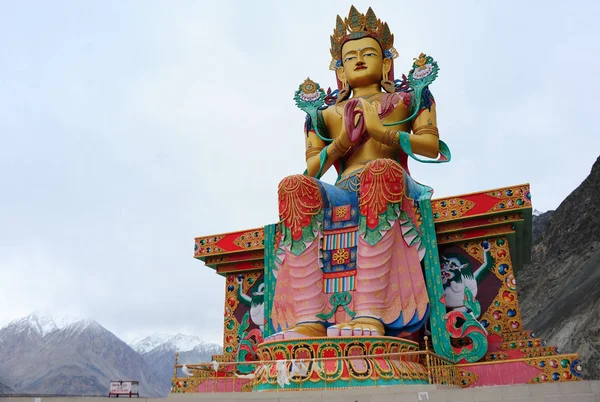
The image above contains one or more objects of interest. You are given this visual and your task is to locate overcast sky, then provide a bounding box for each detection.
[1,1,598,345]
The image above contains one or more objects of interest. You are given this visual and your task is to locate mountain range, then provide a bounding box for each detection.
[131,333,221,393]
[519,155,600,379]
[0,313,221,396]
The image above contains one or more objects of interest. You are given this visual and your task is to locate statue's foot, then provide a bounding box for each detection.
[264,322,326,342]
[327,317,385,337]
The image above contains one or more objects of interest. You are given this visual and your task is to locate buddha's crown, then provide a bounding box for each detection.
[329,6,398,70]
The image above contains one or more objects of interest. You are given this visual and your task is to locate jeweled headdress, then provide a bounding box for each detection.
[329,6,398,70]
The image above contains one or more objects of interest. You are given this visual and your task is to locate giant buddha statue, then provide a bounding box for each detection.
[268,6,451,340]
[184,6,580,391]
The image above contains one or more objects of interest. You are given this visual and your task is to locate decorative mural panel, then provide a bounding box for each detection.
[438,236,522,336]
[219,270,264,365]
[438,240,500,319]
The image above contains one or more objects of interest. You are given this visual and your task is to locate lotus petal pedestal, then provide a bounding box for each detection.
[253,336,429,391]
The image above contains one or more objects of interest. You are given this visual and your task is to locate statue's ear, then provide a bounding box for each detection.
[460,263,469,270]
[382,58,392,77]
[336,66,346,84]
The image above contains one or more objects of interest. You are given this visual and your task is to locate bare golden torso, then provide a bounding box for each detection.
[322,93,412,176]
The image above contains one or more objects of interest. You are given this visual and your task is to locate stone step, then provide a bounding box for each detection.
[501,329,535,342]
[497,337,547,351]
[483,345,559,361]
[165,380,599,401]
[1,380,598,401]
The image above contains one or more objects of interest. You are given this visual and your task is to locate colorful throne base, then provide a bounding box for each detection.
[180,184,583,393]
[253,336,429,391]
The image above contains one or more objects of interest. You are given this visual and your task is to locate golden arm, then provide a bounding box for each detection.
[304,131,335,178]
[304,128,351,178]
[408,102,440,159]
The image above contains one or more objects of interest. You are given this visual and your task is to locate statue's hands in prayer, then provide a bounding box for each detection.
[359,99,386,143]
[338,113,356,149]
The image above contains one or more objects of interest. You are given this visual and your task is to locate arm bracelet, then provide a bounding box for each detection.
[382,129,401,146]
[331,137,350,155]
[413,125,440,137]
[305,147,323,159]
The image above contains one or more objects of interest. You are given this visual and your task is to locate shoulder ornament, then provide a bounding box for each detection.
[383,53,439,127]
[294,78,332,143]
[406,53,439,92]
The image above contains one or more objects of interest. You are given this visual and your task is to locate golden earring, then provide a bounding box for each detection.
[380,71,395,93]
[336,78,351,104]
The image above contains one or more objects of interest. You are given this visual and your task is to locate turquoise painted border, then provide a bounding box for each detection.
[263,223,278,339]
[254,377,428,391]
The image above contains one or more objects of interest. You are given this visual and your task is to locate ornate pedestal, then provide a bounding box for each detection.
[254,336,428,391]
[175,184,583,393]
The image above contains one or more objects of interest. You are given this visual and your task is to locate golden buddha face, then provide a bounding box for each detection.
[337,37,391,90]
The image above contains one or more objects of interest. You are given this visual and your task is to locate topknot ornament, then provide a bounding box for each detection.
[329,6,398,70]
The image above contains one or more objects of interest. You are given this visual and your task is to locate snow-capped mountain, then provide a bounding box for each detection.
[129,333,172,354]
[0,313,221,396]
[0,313,166,396]
[130,333,211,354]
[9,313,58,336]
[129,332,221,394]
[140,339,221,394]
[3,312,86,338]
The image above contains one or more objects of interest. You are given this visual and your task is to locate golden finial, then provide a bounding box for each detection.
[414,53,427,67]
